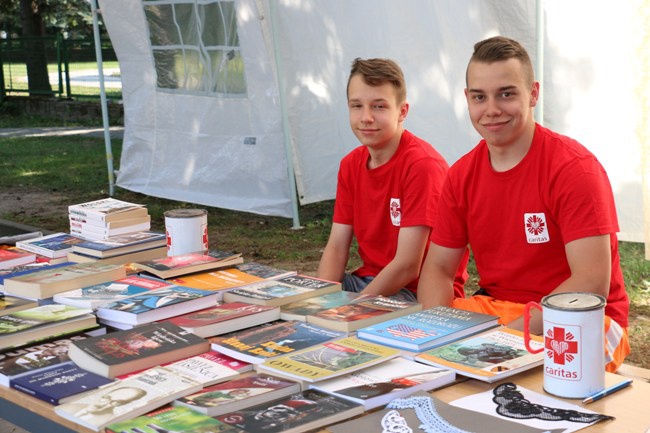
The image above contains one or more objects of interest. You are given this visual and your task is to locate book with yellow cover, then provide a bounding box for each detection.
[256,336,400,383]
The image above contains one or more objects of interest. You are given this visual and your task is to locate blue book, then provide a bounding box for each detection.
[356,306,500,352]
[71,232,166,258]
[10,361,114,405]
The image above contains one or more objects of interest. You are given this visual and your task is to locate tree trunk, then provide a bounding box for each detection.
[20,0,53,96]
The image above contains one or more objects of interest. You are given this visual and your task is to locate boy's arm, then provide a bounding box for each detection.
[317,222,354,283]
[360,225,430,297]
[417,241,466,308]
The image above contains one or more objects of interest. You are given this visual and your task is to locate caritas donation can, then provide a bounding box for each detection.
[164,209,209,256]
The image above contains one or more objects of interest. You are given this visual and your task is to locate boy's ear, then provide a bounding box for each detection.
[529,81,540,108]
[399,101,410,121]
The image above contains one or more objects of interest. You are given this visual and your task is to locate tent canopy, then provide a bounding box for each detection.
[98,0,648,246]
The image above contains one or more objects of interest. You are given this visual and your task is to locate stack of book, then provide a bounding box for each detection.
[68,198,151,241]
[67,231,167,265]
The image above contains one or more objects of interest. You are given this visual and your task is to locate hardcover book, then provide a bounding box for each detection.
[306,295,423,332]
[105,405,239,433]
[2,262,127,299]
[214,388,364,433]
[309,356,456,410]
[67,321,210,378]
[55,366,201,431]
[15,232,85,259]
[222,274,341,307]
[256,336,401,383]
[68,198,147,223]
[0,295,38,316]
[0,304,97,351]
[133,251,244,279]
[71,232,167,259]
[280,291,371,321]
[10,361,114,405]
[53,275,172,309]
[0,248,36,268]
[414,327,545,382]
[356,306,500,352]
[95,285,219,327]
[208,320,346,364]
[166,302,280,338]
[173,373,301,417]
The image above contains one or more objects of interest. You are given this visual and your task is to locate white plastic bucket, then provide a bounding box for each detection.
[164,209,208,256]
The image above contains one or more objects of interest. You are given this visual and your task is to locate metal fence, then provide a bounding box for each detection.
[0,35,121,101]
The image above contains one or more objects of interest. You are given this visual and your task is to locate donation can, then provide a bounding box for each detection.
[164,208,209,256]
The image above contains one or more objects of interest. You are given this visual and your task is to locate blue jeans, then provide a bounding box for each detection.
[342,273,417,303]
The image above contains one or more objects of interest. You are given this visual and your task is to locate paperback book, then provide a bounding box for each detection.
[215,389,364,433]
[309,356,456,410]
[67,321,210,378]
[280,291,371,321]
[222,274,341,307]
[356,306,500,352]
[69,213,151,230]
[0,248,36,268]
[55,366,201,431]
[10,361,114,405]
[2,262,127,300]
[53,275,172,309]
[0,262,73,288]
[69,218,151,241]
[0,304,97,351]
[0,295,38,316]
[95,285,219,327]
[65,246,167,266]
[105,405,239,433]
[68,198,147,223]
[414,327,545,382]
[134,251,244,279]
[306,295,422,332]
[208,320,346,364]
[166,302,280,338]
[256,336,401,383]
[71,232,167,259]
[173,373,301,417]
[15,232,85,259]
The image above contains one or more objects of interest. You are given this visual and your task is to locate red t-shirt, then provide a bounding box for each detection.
[431,124,629,327]
[334,130,451,293]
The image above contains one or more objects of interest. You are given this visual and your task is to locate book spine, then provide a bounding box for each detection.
[11,382,58,404]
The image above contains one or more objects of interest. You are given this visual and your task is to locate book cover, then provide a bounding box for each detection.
[0,329,103,387]
[0,295,38,316]
[257,336,401,383]
[55,366,201,431]
[71,232,167,258]
[0,248,36,268]
[223,275,341,307]
[96,285,218,325]
[10,361,114,405]
[306,296,422,332]
[134,251,244,279]
[68,198,147,223]
[309,357,456,410]
[167,302,280,338]
[53,275,171,309]
[0,304,96,351]
[356,306,500,352]
[0,262,73,287]
[105,405,240,433]
[68,322,210,378]
[415,327,545,382]
[2,262,127,299]
[214,388,364,433]
[15,232,85,258]
[280,291,371,321]
[209,320,345,364]
[173,373,301,417]
[161,350,252,387]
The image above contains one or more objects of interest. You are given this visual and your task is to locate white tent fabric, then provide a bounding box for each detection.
[98,0,648,245]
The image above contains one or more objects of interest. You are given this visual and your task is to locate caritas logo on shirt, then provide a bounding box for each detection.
[390,198,401,226]
[524,212,549,243]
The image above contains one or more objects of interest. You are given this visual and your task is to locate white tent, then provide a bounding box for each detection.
[97,0,649,249]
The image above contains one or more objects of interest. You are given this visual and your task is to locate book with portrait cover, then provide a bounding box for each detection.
[95,285,218,327]
[173,373,302,416]
[414,327,545,382]
[356,306,500,352]
[10,361,114,405]
[215,388,364,433]
[256,336,401,383]
[309,356,456,410]
[105,405,240,433]
[208,320,345,364]
[67,321,210,378]
[280,291,371,321]
[166,302,280,337]
[55,366,201,432]
[306,296,422,332]
[134,251,244,279]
